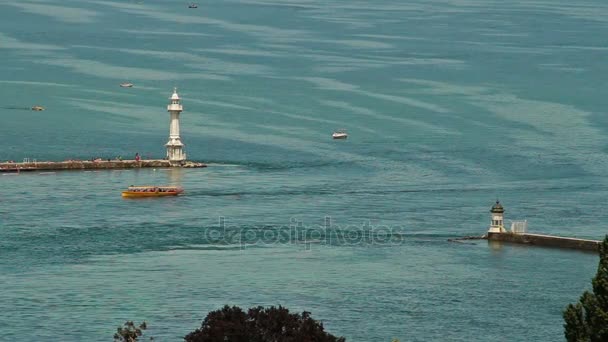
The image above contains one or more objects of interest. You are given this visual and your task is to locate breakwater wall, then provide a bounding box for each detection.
[0,160,206,172]
[487,232,600,252]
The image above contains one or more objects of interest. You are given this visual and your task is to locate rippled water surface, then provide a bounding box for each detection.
[1,0,607,340]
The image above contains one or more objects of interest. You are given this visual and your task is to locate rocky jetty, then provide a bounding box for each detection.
[0,159,207,173]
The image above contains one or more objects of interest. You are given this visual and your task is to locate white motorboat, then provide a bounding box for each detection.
[332,130,348,139]
[120,82,134,88]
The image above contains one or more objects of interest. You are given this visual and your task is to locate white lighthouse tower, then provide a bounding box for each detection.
[165,87,186,164]
[488,200,506,234]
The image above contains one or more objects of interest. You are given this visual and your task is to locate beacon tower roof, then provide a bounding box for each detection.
[490,200,504,213]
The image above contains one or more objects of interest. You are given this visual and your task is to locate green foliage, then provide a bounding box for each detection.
[184,305,345,342]
[114,321,151,342]
[564,302,588,342]
[563,236,608,342]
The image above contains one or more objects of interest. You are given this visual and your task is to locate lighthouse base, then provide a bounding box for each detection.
[487,227,506,234]
[166,145,186,164]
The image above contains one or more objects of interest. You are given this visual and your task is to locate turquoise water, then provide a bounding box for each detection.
[1,0,607,340]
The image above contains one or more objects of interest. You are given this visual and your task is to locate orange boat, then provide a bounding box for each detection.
[121,185,184,198]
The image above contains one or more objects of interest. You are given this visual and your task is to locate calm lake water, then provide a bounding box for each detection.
[1,0,607,340]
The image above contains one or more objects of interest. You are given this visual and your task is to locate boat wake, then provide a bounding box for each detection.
[2,106,31,111]
[202,159,359,171]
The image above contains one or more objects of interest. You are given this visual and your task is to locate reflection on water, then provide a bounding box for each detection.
[488,240,504,252]
[166,167,183,186]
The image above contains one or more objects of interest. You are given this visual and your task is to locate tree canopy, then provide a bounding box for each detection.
[114,321,150,342]
[563,235,608,342]
[184,305,345,342]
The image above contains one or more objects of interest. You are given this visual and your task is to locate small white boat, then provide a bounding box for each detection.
[120,82,134,88]
[31,105,45,111]
[332,129,348,139]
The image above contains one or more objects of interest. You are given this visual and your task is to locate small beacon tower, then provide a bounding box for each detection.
[166,88,186,165]
[488,200,506,234]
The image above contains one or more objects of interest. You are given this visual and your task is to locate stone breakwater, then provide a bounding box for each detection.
[449,233,601,253]
[486,232,600,252]
[0,160,206,172]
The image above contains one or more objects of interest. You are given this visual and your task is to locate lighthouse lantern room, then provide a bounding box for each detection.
[488,200,506,234]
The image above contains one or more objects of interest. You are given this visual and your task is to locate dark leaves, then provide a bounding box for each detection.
[185,305,345,342]
[564,236,608,342]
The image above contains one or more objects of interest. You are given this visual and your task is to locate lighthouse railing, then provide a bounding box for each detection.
[510,220,527,234]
